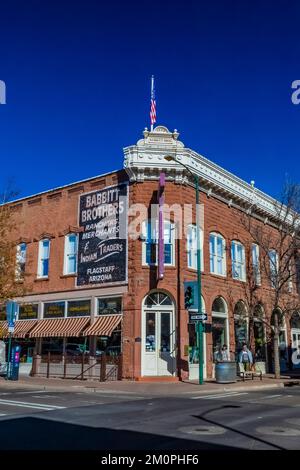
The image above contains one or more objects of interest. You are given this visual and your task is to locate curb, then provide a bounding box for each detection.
[0,379,293,396]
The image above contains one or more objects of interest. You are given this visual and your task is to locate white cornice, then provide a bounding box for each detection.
[123,125,281,220]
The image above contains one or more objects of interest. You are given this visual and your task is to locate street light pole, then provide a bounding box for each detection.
[195,175,204,385]
[164,155,204,384]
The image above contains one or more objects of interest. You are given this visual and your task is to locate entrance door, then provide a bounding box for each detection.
[142,310,176,376]
[291,329,300,369]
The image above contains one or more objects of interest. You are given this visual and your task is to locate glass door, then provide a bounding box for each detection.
[143,310,175,376]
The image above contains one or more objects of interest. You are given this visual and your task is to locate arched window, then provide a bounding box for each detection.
[231,241,246,281]
[144,292,173,307]
[234,301,248,356]
[291,312,300,329]
[187,224,203,270]
[212,297,229,360]
[209,233,226,276]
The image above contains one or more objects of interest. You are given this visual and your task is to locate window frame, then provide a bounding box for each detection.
[251,243,261,286]
[209,232,226,277]
[268,249,279,289]
[16,242,27,279]
[63,233,78,275]
[37,238,50,279]
[187,224,204,271]
[231,240,246,282]
[142,219,176,267]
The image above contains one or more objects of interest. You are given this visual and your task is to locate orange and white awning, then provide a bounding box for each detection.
[29,317,90,338]
[12,320,37,338]
[0,321,8,338]
[83,315,122,336]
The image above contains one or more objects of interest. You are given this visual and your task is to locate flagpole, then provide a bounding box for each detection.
[150,75,154,131]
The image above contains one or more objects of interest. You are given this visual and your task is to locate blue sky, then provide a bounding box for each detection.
[0,0,300,200]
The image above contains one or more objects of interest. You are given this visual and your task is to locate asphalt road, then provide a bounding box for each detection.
[0,384,299,450]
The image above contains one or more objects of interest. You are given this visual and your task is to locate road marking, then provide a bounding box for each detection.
[0,399,65,411]
[259,394,282,400]
[0,413,7,416]
[14,390,47,394]
[191,392,248,400]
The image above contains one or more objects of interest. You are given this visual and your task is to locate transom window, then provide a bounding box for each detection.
[144,292,173,307]
[231,241,246,281]
[142,220,175,266]
[187,224,203,270]
[209,233,226,276]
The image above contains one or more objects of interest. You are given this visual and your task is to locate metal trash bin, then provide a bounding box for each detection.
[215,361,237,383]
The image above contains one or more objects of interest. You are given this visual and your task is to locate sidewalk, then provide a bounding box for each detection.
[0,373,299,396]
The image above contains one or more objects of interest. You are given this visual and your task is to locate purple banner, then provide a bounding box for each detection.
[158,172,165,280]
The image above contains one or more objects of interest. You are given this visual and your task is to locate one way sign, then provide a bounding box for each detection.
[189,313,207,322]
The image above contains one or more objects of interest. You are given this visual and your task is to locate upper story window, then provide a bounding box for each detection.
[252,243,261,285]
[268,249,279,288]
[37,239,50,278]
[16,242,27,279]
[64,233,78,275]
[209,232,226,276]
[142,220,175,266]
[231,241,246,281]
[187,224,203,270]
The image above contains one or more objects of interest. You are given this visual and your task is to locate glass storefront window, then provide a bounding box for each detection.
[212,317,227,361]
[19,304,38,320]
[160,312,170,352]
[234,317,247,357]
[188,323,199,364]
[98,297,122,315]
[254,320,266,360]
[44,302,65,319]
[145,312,155,352]
[67,300,90,317]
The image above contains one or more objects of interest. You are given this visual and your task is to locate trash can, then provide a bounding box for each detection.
[215,361,237,383]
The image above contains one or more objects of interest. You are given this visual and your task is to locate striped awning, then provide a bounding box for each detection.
[12,320,38,338]
[0,321,8,338]
[83,315,122,336]
[29,317,90,338]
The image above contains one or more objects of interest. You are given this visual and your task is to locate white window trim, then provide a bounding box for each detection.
[209,232,227,277]
[142,220,176,267]
[269,249,279,289]
[63,233,78,275]
[231,240,246,282]
[252,243,261,286]
[187,224,204,271]
[15,243,27,280]
[37,239,50,279]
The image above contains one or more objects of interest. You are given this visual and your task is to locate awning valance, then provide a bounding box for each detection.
[29,317,90,338]
[83,315,122,336]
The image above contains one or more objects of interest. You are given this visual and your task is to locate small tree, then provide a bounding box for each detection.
[0,189,28,311]
[242,181,300,378]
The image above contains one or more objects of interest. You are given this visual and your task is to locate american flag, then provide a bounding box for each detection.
[150,75,156,129]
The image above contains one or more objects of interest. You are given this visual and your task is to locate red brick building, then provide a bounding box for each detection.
[1,125,299,380]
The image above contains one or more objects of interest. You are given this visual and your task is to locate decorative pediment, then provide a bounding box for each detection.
[33,232,55,242]
[58,225,83,237]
